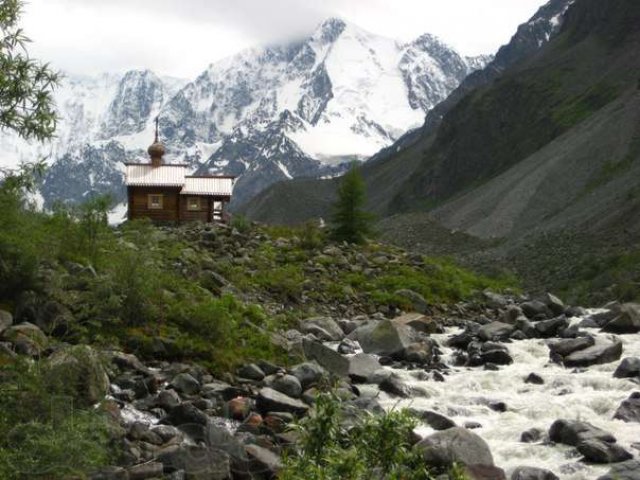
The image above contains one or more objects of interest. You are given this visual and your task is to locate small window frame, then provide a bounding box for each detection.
[148,194,163,210]
[187,196,201,211]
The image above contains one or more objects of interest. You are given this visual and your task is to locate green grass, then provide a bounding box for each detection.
[552,83,620,129]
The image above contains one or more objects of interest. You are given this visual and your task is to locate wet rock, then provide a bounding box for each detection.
[256,387,309,416]
[348,353,381,383]
[391,312,439,334]
[169,373,200,395]
[265,373,302,398]
[225,396,251,420]
[353,319,417,357]
[614,392,640,423]
[0,310,12,334]
[597,460,640,480]
[477,322,514,341]
[337,338,358,354]
[480,349,513,366]
[548,336,595,359]
[580,309,618,328]
[544,293,566,316]
[448,331,475,350]
[290,362,325,389]
[562,340,623,368]
[489,401,507,413]
[1,322,48,356]
[404,341,435,364]
[535,316,569,338]
[465,421,482,429]
[127,462,164,480]
[602,304,640,334]
[157,445,230,480]
[237,363,266,381]
[300,316,344,341]
[394,289,429,314]
[47,344,110,407]
[511,466,559,480]
[302,338,349,377]
[162,403,209,427]
[484,290,510,309]
[416,427,494,467]
[525,373,544,385]
[521,301,552,320]
[614,358,640,379]
[245,444,282,477]
[549,419,616,446]
[379,373,412,398]
[520,428,544,443]
[256,360,280,376]
[410,409,456,430]
[465,464,507,480]
[578,439,633,464]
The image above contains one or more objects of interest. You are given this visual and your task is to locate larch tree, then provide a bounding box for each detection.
[330,164,374,244]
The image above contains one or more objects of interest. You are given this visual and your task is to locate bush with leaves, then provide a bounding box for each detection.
[281,392,434,480]
[330,165,374,244]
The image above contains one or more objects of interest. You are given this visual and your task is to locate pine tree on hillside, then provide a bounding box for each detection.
[330,165,374,244]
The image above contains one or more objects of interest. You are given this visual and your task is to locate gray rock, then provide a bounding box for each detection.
[157,445,230,480]
[0,310,12,334]
[521,301,552,320]
[597,460,640,480]
[416,426,494,467]
[562,340,623,368]
[290,362,325,389]
[353,319,417,357]
[256,387,309,416]
[47,345,110,407]
[337,338,359,354]
[391,312,439,334]
[511,466,559,480]
[170,373,201,395]
[465,464,507,480]
[525,373,544,385]
[549,419,616,446]
[614,358,640,379]
[578,439,633,464]
[156,389,181,410]
[580,309,618,328]
[163,403,209,426]
[520,428,544,443]
[548,336,595,358]
[545,293,566,316]
[348,353,381,383]
[535,316,569,338]
[127,462,164,480]
[410,409,456,430]
[379,373,412,398]
[1,322,48,356]
[479,349,513,365]
[394,289,429,314]
[245,444,282,477]
[477,322,514,341]
[302,339,349,377]
[484,290,510,308]
[614,392,640,423]
[237,363,266,381]
[603,304,640,334]
[300,316,344,341]
[265,373,302,398]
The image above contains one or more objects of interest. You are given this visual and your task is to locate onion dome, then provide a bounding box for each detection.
[148,141,166,159]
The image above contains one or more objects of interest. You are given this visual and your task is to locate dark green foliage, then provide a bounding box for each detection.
[330,166,374,244]
[0,360,114,479]
[0,0,59,141]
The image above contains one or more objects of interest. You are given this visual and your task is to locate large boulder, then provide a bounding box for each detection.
[545,293,566,316]
[477,322,514,342]
[47,345,110,407]
[577,439,633,464]
[614,358,640,379]
[597,460,640,480]
[602,304,640,334]
[299,316,344,341]
[1,322,48,356]
[157,445,230,480]
[548,420,615,446]
[511,466,559,480]
[245,444,282,477]
[0,310,12,335]
[548,336,595,359]
[409,409,456,430]
[256,387,309,416]
[520,301,552,320]
[290,362,325,389]
[416,427,494,468]
[353,320,417,358]
[534,316,569,338]
[391,313,439,335]
[347,353,381,383]
[169,373,201,395]
[562,340,623,368]
[302,339,349,377]
[394,289,429,314]
[265,373,302,398]
[464,464,507,480]
[614,392,640,423]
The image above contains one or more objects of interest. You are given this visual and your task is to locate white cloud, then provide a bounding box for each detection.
[22,0,546,78]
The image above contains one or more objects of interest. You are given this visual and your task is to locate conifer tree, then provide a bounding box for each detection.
[330,164,374,244]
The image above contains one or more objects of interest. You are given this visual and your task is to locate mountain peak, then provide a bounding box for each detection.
[315,17,348,43]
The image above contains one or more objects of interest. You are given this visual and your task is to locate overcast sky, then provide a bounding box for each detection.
[23,0,545,78]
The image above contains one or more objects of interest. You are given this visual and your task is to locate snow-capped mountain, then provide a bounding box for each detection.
[0,18,491,210]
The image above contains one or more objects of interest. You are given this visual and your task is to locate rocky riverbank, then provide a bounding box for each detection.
[2,290,639,479]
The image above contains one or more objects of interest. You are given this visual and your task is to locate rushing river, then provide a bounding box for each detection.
[379,319,640,480]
